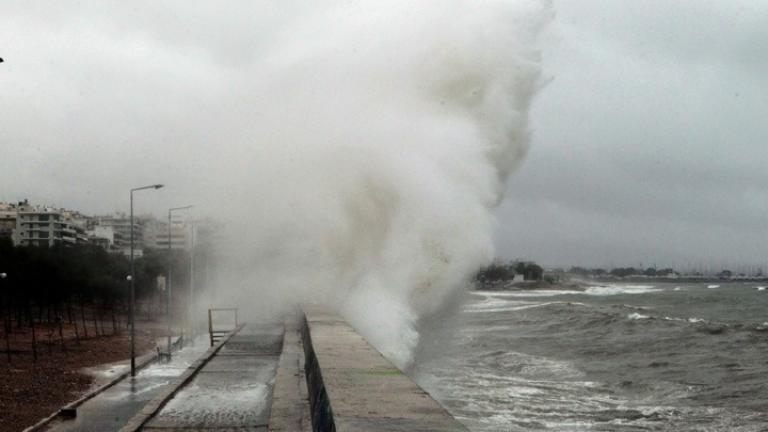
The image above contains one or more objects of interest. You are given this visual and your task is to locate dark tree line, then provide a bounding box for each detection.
[476,261,544,282]
[0,237,180,361]
[568,266,677,277]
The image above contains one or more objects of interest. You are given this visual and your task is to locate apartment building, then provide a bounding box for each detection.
[2,201,212,255]
[0,203,17,240]
[144,217,190,250]
[12,208,88,247]
[92,213,145,255]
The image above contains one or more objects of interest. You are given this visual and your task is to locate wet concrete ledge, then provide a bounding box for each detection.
[268,316,312,431]
[301,305,468,432]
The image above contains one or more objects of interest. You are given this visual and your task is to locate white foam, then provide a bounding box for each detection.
[475,290,585,298]
[416,349,634,432]
[627,312,651,320]
[473,284,663,299]
[757,286,766,291]
[465,300,589,314]
[707,285,720,289]
[196,0,553,369]
[473,290,583,297]
[584,285,661,296]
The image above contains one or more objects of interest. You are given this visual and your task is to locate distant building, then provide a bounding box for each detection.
[0,202,18,240]
[1,201,218,257]
[86,225,124,252]
[92,213,146,256]
[11,206,88,247]
[145,216,191,250]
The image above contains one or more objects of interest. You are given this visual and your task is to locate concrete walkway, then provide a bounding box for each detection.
[43,311,466,431]
[45,337,208,432]
[141,324,283,431]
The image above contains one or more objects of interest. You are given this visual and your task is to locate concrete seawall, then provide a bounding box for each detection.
[301,305,468,432]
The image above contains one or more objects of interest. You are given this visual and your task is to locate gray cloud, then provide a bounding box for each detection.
[495,0,768,269]
[2,1,766,271]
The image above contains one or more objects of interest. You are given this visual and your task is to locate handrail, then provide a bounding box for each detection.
[207,308,239,346]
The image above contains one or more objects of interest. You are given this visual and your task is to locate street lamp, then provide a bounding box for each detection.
[187,221,198,342]
[184,219,204,342]
[167,205,192,356]
[129,183,163,377]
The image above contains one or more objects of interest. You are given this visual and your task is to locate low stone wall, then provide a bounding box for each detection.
[301,305,468,432]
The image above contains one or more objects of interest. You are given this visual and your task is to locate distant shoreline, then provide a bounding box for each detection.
[475,276,768,292]
[587,276,768,284]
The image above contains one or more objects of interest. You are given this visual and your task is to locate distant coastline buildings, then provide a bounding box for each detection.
[0,199,213,256]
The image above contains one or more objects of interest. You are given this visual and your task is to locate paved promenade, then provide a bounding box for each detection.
[143,324,283,431]
[39,309,466,431]
[44,337,203,432]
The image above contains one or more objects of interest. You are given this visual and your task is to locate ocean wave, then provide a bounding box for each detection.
[661,316,708,325]
[465,300,590,314]
[619,304,650,311]
[585,285,662,296]
[473,284,663,298]
[472,290,586,298]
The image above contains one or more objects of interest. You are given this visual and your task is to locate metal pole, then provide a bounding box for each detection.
[128,184,163,377]
[208,309,213,347]
[130,190,136,377]
[167,210,172,355]
[188,223,195,341]
[166,205,192,356]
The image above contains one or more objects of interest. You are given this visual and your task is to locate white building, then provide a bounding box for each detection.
[145,217,191,250]
[92,213,146,255]
[12,207,88,247]
[2,201,214,256]
[0,203,18,240]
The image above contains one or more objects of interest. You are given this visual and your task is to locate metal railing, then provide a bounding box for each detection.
[207,308,238,346]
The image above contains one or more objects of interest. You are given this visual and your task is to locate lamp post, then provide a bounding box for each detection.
[167,205,192,356]
[129,184,164,377]
[187,221,196,342]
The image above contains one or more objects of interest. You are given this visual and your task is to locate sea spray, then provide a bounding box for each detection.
[199,0,552,368]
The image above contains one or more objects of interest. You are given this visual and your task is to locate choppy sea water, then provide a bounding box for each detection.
[414,282,768,431]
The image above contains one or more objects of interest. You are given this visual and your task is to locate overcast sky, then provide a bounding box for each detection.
[2,1,766,270]
[496,0,768,269]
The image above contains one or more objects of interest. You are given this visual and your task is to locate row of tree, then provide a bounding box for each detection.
[0,237,200,361]
[567,266,677,277]
[476,261,544,283]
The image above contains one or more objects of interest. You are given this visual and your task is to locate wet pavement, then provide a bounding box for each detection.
[45,337,209,432]
[40,314,457,431]
[142,323,283,431]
